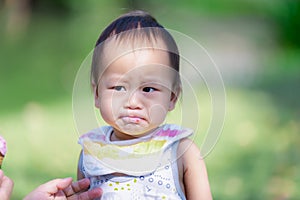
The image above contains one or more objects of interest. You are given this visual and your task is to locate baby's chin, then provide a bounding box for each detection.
[117,125,149,136]
[114,122,157,138]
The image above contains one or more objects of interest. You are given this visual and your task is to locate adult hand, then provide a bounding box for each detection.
[0,169,14,200]
[23,177,102,200]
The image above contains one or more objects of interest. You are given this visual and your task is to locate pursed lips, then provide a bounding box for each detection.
[120,115,146,124]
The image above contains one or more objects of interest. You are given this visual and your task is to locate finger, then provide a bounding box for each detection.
[56,177,73,190]
[0,170,4,183]
[86,188,103,199]
[68,187,102,200]
[38,178,72,194]
[54,190,68,200]
[63,178,90,197]
[0,175,14,200]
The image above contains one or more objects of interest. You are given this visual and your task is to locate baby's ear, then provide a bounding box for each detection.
[92,83,100,108]
[168,87,181,111]
[168,94,177,111]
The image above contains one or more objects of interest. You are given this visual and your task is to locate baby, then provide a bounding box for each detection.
[77,10,212,200]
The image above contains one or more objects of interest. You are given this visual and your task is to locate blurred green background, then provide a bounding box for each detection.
[0,0,299,199]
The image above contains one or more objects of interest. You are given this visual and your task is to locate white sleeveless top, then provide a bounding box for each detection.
[78,124,193,200]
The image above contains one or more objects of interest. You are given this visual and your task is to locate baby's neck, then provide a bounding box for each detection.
[110,131,134,141]
[110,128,159,141]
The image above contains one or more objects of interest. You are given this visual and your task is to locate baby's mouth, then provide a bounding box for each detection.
[121,116,145,124]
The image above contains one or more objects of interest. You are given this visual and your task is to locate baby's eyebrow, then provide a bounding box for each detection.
[142,74,171,82]
[141,80,164,86]
[105,75,130,85]
[104,74,124,81]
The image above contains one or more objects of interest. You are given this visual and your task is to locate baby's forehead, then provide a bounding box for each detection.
[104,34,168,52]
[102,51,175,77]
[99,37,169,66]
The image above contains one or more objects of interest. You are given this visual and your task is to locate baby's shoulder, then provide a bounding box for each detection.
[177,138,203,165]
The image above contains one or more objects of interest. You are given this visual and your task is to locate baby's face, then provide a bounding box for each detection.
[94,49,178,140]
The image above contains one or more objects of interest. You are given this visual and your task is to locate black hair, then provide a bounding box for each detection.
[95,10,164,47]
[91,10,180,87]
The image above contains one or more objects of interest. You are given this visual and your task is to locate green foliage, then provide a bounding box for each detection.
[206,90,300,199]
[0,2,120,114]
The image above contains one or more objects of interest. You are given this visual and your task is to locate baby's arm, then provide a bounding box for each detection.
[178,138,213,200]
[77,150,85,180]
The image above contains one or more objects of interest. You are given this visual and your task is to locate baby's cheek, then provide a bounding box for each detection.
[99,100,112,121]
[148,104,168,124]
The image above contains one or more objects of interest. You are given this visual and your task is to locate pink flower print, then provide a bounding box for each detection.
[156,129,180,137]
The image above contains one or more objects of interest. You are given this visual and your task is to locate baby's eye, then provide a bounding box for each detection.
[113,86,126,91]
[142,87,156,93]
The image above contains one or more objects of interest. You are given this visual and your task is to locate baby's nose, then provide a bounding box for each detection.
[125,90,142,109]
